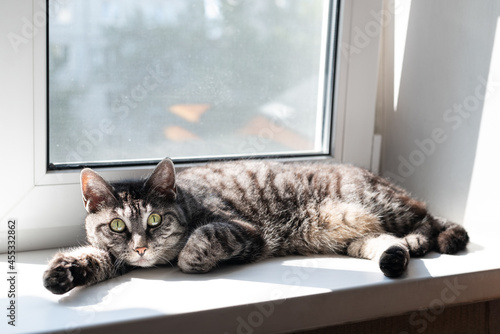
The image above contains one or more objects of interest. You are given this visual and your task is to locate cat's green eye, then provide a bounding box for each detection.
[110,218,126,233]
[147,213,162,227]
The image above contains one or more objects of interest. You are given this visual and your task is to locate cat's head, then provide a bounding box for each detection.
[80,158,188,267]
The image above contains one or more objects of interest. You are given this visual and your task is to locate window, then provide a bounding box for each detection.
[48,0,336,168]
[1,0,381,252]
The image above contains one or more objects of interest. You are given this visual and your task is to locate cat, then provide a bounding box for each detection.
[43,158,469,294]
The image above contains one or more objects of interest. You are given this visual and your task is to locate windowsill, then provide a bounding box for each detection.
[4,232,500,334]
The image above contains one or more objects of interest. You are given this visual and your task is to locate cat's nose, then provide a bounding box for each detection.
[135,247,147,256]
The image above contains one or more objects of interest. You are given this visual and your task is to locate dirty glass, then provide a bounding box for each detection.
[48,0,334,167]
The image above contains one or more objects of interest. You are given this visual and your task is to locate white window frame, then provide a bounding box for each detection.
[0,0,382,252]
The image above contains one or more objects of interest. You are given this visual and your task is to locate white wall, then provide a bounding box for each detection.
[380,0,500,233]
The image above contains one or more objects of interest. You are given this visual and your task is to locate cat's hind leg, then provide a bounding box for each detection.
[347,234,410,278]
[177,220,267,273]
[435,218,469,254]
[403,233,431,257]
[403,215,468,255]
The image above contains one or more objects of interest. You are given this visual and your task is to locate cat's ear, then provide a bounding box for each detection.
[81,168,118,214]
[145,158,177,200]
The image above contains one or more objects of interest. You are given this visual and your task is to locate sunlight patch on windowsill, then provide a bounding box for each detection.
[5,233,500,333]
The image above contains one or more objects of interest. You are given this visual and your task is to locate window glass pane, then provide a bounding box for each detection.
[48,0,334,167]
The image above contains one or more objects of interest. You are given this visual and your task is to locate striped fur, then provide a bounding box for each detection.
[43,158,469,294]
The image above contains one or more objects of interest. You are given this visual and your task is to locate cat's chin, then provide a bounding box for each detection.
[131,258,155,267]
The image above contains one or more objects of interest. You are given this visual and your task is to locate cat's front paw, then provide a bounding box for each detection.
[177,245,217,274]
[177,229,219,274]
[43,254,86,294]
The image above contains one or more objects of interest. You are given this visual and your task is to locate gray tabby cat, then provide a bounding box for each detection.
[43,158,469,294]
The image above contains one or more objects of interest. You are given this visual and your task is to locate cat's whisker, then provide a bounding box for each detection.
[112,256,128,276]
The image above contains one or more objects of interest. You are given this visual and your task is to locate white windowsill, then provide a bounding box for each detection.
[3,232,500,334]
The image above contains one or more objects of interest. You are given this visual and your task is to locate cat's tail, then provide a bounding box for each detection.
[435,218,469,254]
